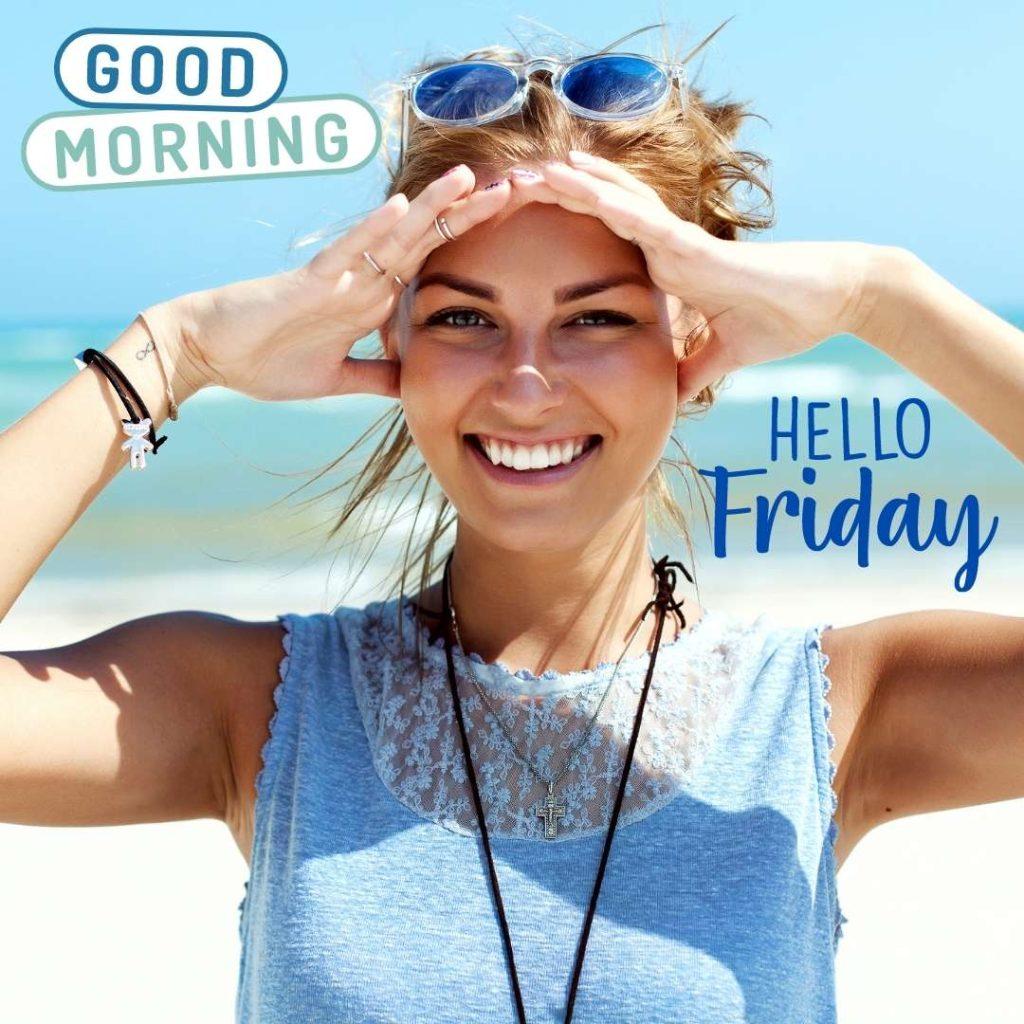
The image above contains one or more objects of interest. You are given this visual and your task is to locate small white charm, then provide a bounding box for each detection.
[121,418,154,470]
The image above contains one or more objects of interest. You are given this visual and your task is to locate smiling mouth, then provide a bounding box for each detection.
[464,432,598,471]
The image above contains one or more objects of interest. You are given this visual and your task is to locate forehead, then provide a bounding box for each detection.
[420,198,646,280]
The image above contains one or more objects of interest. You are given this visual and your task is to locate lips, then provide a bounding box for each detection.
[463,432,603,486]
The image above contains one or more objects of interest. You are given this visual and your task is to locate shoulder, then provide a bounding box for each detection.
[217,605,377,857]
[214,610,346,860]
[119,610,290,778]
[198,613,291,805]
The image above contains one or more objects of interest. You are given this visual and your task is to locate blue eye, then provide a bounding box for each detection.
[422,308,637,329]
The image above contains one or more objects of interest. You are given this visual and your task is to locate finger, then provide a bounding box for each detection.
[353,171,513,294]
[363,165,481,274]
[306,193,410,280]
[511,164,680,248]
[389,178,514,281]
[565,151,665,206]
[307,165,482,282]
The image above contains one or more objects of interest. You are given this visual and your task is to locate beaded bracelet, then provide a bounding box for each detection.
[73,347,168,470]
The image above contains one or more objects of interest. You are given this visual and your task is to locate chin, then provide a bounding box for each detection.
[455,505,611,556]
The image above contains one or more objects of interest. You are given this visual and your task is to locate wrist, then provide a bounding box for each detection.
[845,243,925,353]
[138,297,215,405]
[101,300,208,425]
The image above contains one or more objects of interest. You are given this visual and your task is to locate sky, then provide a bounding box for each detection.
[1,0,1022,321]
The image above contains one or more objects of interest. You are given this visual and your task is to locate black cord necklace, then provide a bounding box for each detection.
[439,551,693,1024]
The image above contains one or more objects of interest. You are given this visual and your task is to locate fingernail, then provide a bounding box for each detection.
[483,178,507,190]
[443,164,466,177]
[568,149,594,164]
[509,167,541,181]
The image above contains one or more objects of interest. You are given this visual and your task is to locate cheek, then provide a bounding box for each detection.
[598,347,680,466]
[399,347,476,457]
[401,343,461,398]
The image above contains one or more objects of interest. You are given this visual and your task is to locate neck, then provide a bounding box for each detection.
[418,513,694,677]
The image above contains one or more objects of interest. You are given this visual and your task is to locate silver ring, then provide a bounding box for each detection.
[433,215,456,242]
[362,250,387,275]
[393,273,407,288]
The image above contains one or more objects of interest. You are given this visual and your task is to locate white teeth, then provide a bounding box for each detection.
[529,446,549,470]
[475,435,595,472]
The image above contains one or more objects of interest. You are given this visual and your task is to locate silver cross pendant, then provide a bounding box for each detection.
[536,780,566,840]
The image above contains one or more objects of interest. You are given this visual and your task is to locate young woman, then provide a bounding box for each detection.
[2,31,1022,1024]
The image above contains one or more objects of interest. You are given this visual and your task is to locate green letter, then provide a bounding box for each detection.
[268,115,303,166]
[198,120,233,170]
[108,126,141,175]
[153,123,188,173]
[315,113,347,163]
[55,128,96,179]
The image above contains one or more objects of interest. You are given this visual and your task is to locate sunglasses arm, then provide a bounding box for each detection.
[398,89,408,170]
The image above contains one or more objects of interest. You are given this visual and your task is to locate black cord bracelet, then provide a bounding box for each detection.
[74,347,168,468]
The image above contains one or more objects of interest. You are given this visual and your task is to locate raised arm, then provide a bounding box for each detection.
[0,610,275,827]
[850,245,1024,462]
[0,310,201,623]
[0,308,244,827]
[824,247,1024,847]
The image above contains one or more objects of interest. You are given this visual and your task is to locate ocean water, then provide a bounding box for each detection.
[1,315,1020,600]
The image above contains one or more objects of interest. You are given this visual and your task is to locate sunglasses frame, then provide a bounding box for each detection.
[397,52,689,167]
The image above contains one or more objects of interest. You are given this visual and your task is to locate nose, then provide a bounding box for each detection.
[488,330,569,419]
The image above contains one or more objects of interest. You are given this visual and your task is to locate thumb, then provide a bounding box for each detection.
[333,356,402,400]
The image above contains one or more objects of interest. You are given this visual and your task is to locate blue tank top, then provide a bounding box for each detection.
[235,595,847,1023]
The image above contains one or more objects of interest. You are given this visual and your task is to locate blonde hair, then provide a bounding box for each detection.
[280,18,775,655]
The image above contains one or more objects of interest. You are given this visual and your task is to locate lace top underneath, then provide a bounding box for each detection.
[347,596,751,842]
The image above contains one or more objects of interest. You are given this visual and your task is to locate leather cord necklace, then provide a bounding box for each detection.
[440,551,693,1024]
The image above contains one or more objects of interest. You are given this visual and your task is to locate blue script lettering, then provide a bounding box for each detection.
[697,463,998,592]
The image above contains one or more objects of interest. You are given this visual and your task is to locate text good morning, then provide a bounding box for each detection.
[22,93,381,190]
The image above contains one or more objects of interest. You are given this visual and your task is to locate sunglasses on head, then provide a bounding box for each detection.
[398,52,689,166]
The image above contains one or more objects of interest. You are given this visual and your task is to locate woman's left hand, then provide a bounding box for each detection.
[511,154,885,402]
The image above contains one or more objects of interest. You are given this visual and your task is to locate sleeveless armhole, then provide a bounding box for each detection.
[806,622,850,949]
[237,611,301,938]
[254,613,299,801]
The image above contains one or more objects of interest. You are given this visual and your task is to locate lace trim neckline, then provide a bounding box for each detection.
[388,595,721,697]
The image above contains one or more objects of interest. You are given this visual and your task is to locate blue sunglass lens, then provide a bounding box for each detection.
[413,63,518,121]
[561,55,668,114]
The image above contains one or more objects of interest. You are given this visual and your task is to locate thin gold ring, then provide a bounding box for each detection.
[362,250,387,275]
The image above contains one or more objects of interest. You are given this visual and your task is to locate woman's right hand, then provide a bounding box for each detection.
[148,165,511,404]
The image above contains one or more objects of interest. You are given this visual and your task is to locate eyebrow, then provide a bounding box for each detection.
[413,271,653,304]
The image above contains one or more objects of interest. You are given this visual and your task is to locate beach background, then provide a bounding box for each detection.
[3,1,1024,1021]
[2,320,1022,1023]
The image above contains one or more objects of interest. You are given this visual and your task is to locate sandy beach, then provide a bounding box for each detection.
[1,551,1021,1022]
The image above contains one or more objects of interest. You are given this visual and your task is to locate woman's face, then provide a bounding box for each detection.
[384,174,693,553]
